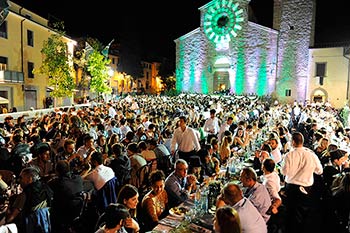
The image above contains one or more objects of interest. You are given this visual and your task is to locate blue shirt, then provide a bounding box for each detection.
[164,172,189,207]
[244,182,272,222]
[233,197,267,233]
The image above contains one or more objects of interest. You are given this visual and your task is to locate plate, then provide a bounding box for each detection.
[243,162,253,167]
[169,207,186,217]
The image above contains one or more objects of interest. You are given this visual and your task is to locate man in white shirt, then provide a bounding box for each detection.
[218,116,233,143]
[269,138,282,164]
[82,151,115,191]
[262,158,282,214]
[171,116,201,162]
[216,182,267,233]
[203,109,220,144]
[281,132,323,233]
[107,103,117,119]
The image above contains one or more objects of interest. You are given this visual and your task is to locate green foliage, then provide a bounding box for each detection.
[162,88,179,96]
[34,33,75,98]
[87,50,112,94]
[162,75,176,91]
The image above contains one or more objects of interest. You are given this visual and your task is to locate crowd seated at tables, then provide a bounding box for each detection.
[0,93,349,233]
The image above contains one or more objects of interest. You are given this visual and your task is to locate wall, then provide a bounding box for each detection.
[308,47,349,108]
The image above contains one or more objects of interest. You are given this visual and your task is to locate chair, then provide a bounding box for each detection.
[94,212,106,232]
[66,191,90,233]
[135,161,153,194]
[24,207,51,233]
[94,176,119,214]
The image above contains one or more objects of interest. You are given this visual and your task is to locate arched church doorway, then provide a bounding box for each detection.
[312,89,327,103]
[213,71,230,92]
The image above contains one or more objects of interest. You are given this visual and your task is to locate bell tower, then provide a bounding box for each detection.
[275,0,316,102]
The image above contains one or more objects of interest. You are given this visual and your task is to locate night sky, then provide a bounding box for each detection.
[9,0,350,62]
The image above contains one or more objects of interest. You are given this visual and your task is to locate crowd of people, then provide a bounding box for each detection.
[0,93,349,233]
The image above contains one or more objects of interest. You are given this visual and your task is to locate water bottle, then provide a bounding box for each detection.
[194,188,201,207]
[230,158,236,175]
[201,186,209,214]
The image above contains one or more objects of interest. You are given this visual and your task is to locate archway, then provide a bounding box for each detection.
[213,57,231,93]
[310,88,327,103]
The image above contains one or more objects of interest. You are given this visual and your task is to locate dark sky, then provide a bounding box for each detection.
[9,0,350,61]
[10,0,273,58]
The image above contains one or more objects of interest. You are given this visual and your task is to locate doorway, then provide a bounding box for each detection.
[213,71,230,92]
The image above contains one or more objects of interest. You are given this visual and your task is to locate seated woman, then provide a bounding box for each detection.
[95,203,130,233]
[219,135,233,164]
[232,127,249,151]
[198,146,220,177]
[141,170,168,231]
[117,184,141,233]
[214,205,241,233]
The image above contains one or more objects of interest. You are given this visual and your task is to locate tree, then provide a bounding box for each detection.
[34,32,75,98]
[87,50,112,96]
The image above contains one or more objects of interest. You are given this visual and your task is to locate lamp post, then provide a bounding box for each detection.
[107,66,114,102]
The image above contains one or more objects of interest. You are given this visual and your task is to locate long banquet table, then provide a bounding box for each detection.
[151,199,213,233]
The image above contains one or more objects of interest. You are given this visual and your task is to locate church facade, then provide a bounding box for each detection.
[175,0,349,108]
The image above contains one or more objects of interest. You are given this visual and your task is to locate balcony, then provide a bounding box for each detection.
[0,70,24,83]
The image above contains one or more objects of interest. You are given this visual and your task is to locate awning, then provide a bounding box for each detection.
[0,96,9,104]
[46,86,54,92]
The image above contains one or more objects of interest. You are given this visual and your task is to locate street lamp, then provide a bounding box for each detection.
[107,66,114,102]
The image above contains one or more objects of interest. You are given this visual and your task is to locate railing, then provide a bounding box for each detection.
[0,70,24,83]
[0,103,91,122]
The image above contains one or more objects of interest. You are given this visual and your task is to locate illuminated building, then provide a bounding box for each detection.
[175,0,335,105]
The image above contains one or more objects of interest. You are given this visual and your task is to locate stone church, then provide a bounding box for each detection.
[175,0,316,103]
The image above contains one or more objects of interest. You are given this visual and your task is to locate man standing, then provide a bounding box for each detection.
[203,109,220,144]
[171,116,201,161]
[281,132,323,233]
[218,116,233,143]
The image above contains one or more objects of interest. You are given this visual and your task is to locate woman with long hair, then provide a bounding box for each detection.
[219,135,233,164]
[117,184,141,233]
[141,170,168,230]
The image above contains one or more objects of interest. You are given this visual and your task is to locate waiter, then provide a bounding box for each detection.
[281,132,323,233]
[171,116,200,162]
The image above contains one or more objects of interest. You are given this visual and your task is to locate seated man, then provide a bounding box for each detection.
[82,151,117,213]
[164,159,197,208]
[48,160,84,231]
[82,151,115,191]
[217,182,267,233]
[108,143,131,186]
[6,167,53,232]
[240,167,272,222]
[28,144,54,180]
[147,138,172,176]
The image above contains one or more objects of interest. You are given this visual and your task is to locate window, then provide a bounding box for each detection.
[27,30,34,46]
[285,89,291,97]
[27,62,34,78]
[0,21,7,38]
[316,63,326,77]
[0,56,8,70]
